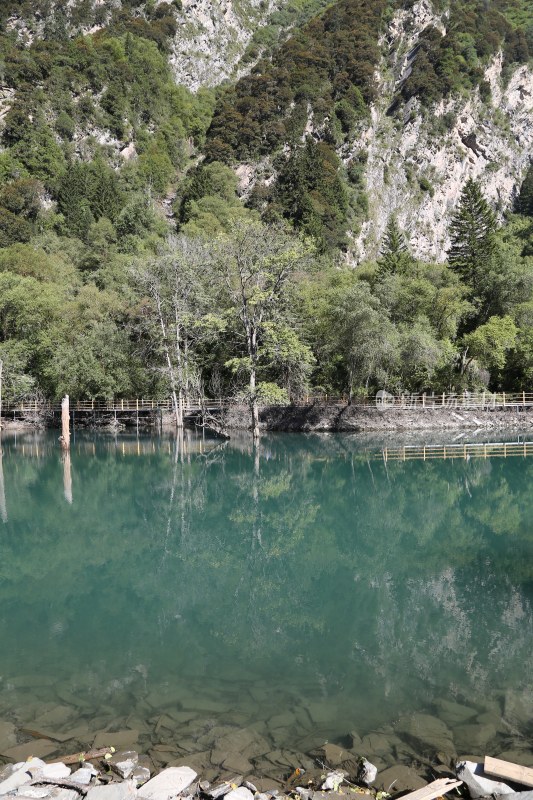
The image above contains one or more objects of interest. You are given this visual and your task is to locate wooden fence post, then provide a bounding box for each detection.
[60,395,70,451]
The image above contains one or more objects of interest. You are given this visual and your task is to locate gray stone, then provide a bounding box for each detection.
[70,768,97,785]
[86,782,137,800]
[109,752,139,780]
[208,778,244,799]
[358,758,377,786]
[0,759,46,796]
[16,788,50,798]
[33,764,71,780]
[132,768,151,788]
[137,767,197,800]
[456,760,516,798]
[224,789,253,800]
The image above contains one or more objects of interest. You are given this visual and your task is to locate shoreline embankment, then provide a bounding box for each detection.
[2,403,533,434]
[219,405,533,433]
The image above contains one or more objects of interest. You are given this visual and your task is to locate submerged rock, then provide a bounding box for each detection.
[376,765,427,793]
[396,713,455,756]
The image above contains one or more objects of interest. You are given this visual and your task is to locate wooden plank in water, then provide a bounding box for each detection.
[484,756,533,788]
[397,778,462,800]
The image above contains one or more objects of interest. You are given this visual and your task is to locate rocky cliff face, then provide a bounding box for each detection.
[350,0,533,263]
[170,0,281,90]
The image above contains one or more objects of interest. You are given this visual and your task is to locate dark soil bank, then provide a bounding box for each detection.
[222,405,533,433]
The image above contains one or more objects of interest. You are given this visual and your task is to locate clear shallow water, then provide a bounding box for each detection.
[1,429,533,768]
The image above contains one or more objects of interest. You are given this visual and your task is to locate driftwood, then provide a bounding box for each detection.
[398,778,463,800]
[45,747,114,765]
[484,756,533,788]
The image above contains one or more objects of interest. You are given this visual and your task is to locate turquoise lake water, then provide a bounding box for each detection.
[0,429,532,764]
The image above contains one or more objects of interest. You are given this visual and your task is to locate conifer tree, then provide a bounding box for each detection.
[516,163,533,217]
[377,216,412,276]
[448,178,496,291]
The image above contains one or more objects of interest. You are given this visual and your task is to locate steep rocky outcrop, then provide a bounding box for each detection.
[351,0,533,262]
[170,0,282,89]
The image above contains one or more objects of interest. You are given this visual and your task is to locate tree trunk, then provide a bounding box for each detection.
[248,325,260,439]
[62,451,72,505]
[60,395,70,451]
[249,366,260,439]
[156,296,180,427]
[0,434,7,523]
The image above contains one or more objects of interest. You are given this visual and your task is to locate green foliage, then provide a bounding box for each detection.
[449,178,497,296]
[516,163,533,216]
[205,0,385,163]
[462,314,518,373]
[377,216,413,277]
[269,138,349,250]
[400,0,530,108]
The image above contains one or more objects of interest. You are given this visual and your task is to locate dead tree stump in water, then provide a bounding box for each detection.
[60,395,70,451]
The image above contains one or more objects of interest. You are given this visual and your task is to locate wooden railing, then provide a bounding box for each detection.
[378,440,533,462]
[2,390,533,415]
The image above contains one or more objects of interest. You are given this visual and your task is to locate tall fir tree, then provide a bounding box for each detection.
[515,163,533,217]
[448,178,496,291]
[377,216,412,276]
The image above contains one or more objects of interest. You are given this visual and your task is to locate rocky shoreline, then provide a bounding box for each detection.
[3,403,533,435]
[3,698,533,800]
[219,406,533,434]
[2,734,533,800]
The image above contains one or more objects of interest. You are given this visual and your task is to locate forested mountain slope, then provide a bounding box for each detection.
[0,0,533,407]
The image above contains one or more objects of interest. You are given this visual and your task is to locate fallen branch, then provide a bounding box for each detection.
[46,747,114,765]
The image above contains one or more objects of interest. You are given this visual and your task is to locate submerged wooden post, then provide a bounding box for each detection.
[63,450,72,505]
[0,434,7,523]
[60,394,70,451]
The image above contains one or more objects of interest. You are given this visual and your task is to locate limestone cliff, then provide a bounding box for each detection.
[351,0,533,263]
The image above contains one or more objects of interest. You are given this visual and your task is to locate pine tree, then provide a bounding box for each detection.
[448,178,496,290]
[377,216,412,276]
[515,163,533,217]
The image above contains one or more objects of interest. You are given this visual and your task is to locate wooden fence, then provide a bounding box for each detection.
[2,391,533,415]
[378,440,533,462]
